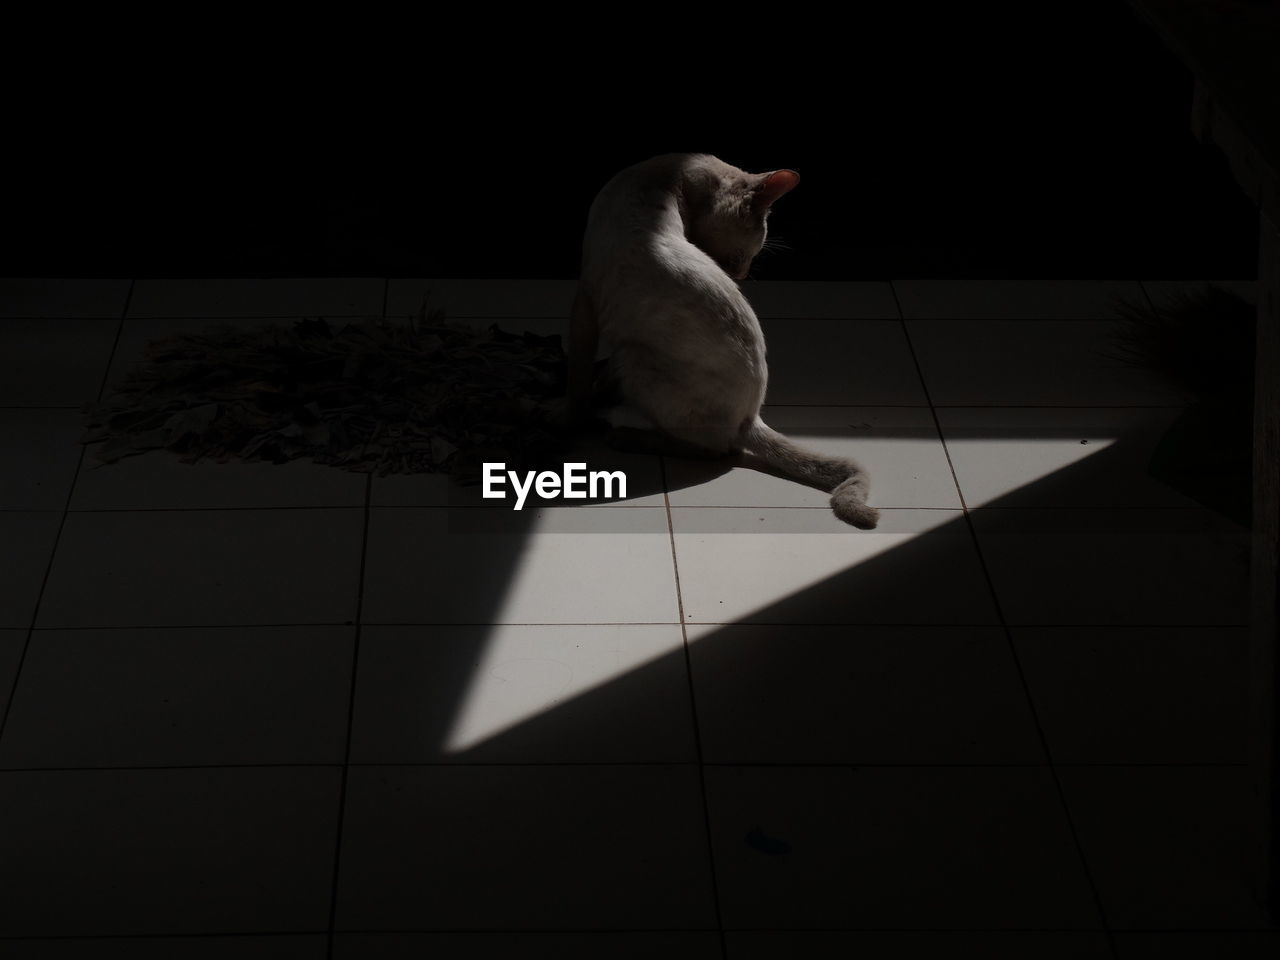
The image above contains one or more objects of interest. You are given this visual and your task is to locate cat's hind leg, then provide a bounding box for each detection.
[601,404,664,454]
[603,403,658,433]
[603,405,736,460]
[602,405,671,456]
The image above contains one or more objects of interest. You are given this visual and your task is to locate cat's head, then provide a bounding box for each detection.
[680,156,799,280]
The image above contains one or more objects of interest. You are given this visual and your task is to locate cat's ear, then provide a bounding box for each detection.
[753,169,800,210]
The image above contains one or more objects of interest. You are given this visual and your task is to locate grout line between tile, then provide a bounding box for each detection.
[0,761,1247,774]
[325,373,379,954]
[15,925,1280,940]
[60,400,1185,414]
[12,620,1251,631]
[892,280,1120,958]
[0,931,332,942]
[0,401,1194,410]
[0,280,136,749]
[660,455,729,960]
[3,504,1231,515]
[762,402,1188,409]
[0,404,85,410]
[121,313,385,321]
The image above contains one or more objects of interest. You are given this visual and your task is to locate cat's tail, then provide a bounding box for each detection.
[740,417,879,529]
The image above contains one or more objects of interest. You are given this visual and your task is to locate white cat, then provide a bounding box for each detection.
[569,153,878,529]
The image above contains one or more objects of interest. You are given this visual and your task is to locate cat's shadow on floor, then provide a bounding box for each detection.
[450,420,816,510]
[600,424,815,496]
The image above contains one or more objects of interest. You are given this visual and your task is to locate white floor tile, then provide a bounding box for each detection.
[762,319,927,404]
[0,319,118,405]
[0,767,341,936]
[1,935,327,958]
[0,410,85,509]
[0,626,355,768]
[361,507,679,624]
[937,407,1199,508]
[705,766,1101,929]
[0,512,62,628]
[73,448,367,510]
[1112,932,1280,958]
[0,629,25,719]
[1059,766,1266,929]
[37,509,365,628]
[349,624,694,761]
[687,623,1043,763]
[1014,627,1247,764]
[671,508,997,625]
[0,279,132,319]
[335,765,716,930]
[743,281,898,318]
[894,280,1143,319]
[972,509,1250,625]
[386,278,576,318]
[908,320,1189,405]
[388,280,897,321]
[726,932,1111,958]
[336,933,721,959]
[128,278,384,318]
[666,407,959,509]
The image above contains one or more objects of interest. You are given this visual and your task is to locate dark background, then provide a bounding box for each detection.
[6,3,1258,281]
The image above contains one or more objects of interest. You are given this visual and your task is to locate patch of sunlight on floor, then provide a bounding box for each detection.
[442,623,681,753]
[945,431,1120,507]
[442,435,1119,752]
[443,508,680,753]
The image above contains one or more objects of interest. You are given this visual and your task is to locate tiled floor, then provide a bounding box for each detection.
[0,278,1272,957]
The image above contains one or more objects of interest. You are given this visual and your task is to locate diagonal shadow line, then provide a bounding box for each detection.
[328,422,1255,934]
[449,451,1249,757]
[350,418,1242,764]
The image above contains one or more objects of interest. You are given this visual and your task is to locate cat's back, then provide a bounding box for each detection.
[580,155,763,389]
[582,154,685,271]
[582,154,745,309]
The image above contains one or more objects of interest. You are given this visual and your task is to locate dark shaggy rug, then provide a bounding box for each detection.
[80,308,569,481]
